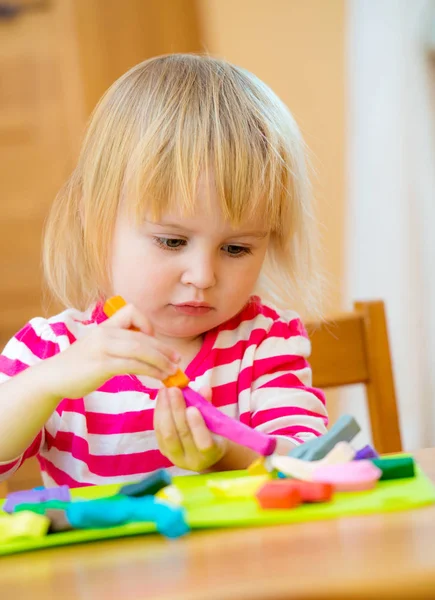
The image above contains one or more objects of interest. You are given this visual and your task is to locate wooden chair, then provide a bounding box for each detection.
[307,299,402,454]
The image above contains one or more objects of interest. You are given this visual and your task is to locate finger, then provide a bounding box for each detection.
[168,388,198,456]
[104,357,173,380]
[101,302,154,336]
[154,388,184,457]
[185,406,215,452]
[104,330,180,373]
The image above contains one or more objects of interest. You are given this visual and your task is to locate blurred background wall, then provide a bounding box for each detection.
[1,0,434,454]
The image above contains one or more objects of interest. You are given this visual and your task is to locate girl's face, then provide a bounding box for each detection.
[110,176,270,343]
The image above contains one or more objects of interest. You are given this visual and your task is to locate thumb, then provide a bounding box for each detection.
[101,302,154,336]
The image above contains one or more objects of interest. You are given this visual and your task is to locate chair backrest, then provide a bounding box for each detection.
[306,300,402,453]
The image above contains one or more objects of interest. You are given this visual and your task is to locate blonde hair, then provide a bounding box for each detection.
[43,53,322,315]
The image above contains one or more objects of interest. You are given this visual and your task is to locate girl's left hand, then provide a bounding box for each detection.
[154,386,227,472]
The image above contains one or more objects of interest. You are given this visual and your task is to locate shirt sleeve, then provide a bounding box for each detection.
[248,316,328,446]
[0,318,61,480]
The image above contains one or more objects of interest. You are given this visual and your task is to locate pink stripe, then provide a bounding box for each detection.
[239,411,251,426]
[0,432,42,477]
[241,369,303,392]
[252,355,309,380]
[212,297,267,333]
[15,323,60,360]
[56,397,85,417]
[85,410,154,434]
[251,407,328,428]
[23,431,44,459]
[47,431,173,477]
[50,322,76,344]
[210,381,238,407]
[268,319,308,340]
[97,375,158,396]
[38,456,91,488]
[258,374,326,405]
[269,425,322,437]
[0,457,21,475]
[0,355,29,377]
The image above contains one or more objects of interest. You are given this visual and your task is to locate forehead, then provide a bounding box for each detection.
[141,172,271,236]
[155,199,268,237]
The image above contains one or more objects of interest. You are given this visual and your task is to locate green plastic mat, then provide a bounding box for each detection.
[1,455,434,556]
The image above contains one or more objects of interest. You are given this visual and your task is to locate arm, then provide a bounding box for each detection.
[0,320,62,474]
[0,359,60,462]
[246,316,328,449]
[0,304,180,479]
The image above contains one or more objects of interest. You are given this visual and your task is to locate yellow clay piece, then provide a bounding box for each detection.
[163,369,190,389]
[207,475,270,499]
[248,457,271,476]
[0,511,50,543]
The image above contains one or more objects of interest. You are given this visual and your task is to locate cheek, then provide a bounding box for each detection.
[224,255,265,292]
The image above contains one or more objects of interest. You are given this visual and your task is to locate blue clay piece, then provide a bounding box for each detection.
[288,415,361,462]
[119,469,172,497]
[66,496,189,539]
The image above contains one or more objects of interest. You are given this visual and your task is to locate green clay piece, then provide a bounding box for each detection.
[372,456,415,480]
[14,501,70,515]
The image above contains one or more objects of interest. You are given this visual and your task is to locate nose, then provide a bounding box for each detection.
[180,251,217,289]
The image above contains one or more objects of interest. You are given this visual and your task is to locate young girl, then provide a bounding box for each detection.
[0,54,328,487]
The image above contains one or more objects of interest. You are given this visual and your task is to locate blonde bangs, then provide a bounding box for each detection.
[43,54,322,316]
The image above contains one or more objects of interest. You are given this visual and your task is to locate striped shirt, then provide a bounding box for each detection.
[0,296,328,487]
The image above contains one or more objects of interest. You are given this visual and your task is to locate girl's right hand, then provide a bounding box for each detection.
[43,303,180,401]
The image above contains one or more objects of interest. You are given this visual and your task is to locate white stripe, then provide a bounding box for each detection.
[48,409,159,456]
[213,313,274,349]
[253,367,313,390]
[87,431,159,456]
[83,389,155,414]
[251,388,327,415]
[2,336,45,366]
[198,360,242,388]
[255,335,311,360]
[255,414,328,436]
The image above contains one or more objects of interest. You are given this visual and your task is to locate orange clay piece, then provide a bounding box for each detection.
[103,295,127,317]
[163,369,190,389]
[103,296,189,389]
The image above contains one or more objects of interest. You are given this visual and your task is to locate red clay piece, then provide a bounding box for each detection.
[256,481,302,509]
[293,481,334,503]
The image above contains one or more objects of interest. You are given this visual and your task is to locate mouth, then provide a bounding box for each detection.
[175,301,212,308]
[171,302,213,316]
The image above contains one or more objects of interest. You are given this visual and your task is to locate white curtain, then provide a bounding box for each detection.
[345,0,435,450]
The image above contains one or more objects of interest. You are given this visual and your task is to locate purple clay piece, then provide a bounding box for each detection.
[3,485,71,513]
[354,445,379,461]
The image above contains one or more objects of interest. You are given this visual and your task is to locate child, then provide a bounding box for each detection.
[0,54,328,487]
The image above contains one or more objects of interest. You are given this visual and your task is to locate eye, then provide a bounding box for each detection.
[154,237,186,250]
[222,245,252,257]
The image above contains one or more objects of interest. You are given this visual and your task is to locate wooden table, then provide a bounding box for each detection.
[1,449,435,600]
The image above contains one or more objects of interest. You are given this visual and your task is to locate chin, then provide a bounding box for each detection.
[165,318,217,339]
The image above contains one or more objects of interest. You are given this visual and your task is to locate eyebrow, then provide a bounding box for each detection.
[147,221,269,240]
